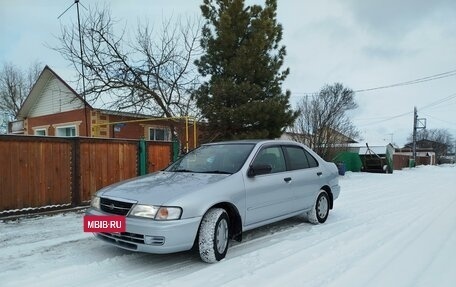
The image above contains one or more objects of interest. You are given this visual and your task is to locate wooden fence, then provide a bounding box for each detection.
[0,135,172,215]
[392,154,432,170]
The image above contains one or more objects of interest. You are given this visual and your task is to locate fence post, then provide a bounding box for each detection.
[71,138,81,206]
[172,138,180,162]
[138,139,147,176]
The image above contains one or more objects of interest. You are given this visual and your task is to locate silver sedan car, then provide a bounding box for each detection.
[86,140,340,263]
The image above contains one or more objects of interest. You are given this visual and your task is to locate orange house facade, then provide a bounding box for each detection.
[9,66,199,151]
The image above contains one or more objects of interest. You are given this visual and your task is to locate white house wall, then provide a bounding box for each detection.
[29,76,84,117]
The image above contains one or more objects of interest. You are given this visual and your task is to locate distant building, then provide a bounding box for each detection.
[404,139,450,164]
[393,147,436,168]
[8,65,198,151]
[281,129,357,147]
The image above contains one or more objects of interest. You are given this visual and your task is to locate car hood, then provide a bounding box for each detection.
[97,171,229,205]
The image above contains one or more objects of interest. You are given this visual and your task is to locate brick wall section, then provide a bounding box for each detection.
[97,113,199,150]
[25,109,199,150]
[26,108,91,136]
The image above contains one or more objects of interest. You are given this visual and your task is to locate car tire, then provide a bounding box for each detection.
[198,208,230,263]
[306,190,330,224]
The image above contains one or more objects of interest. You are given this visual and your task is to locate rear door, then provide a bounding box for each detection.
[283,145,324,211]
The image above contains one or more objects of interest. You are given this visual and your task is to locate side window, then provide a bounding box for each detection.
[34,128,47,136]
[252,146,286,173]
[304,150,319,168]
[284,146,310,170]
[149,127,171,141]
[56,126,77,137]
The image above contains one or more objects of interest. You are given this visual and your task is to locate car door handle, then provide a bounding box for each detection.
[284,177,292,183]
[317,172,323,176]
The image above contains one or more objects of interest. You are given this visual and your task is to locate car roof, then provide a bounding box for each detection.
[203,139,301,146]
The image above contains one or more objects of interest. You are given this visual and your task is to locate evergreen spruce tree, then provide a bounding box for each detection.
[194,0,298,140]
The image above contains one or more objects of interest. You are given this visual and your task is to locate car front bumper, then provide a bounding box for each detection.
[85,207,201,254]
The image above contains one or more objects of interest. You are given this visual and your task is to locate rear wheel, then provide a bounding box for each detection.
[198,208,230,263]
[307,190,330,224]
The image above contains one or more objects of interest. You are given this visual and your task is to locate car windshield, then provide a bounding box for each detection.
[166,143,255,174]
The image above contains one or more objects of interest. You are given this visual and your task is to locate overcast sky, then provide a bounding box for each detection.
[1,0,455,146]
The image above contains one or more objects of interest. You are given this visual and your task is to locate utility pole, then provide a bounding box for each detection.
[412,106,426,166]
[413,107,417,163]
[387,133,394,144]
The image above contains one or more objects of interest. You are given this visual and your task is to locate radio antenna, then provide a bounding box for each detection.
[58,1,90,137]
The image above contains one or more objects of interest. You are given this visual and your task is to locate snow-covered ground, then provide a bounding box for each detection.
[1,165,455,287]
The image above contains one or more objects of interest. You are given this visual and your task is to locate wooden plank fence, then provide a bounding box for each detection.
[147,142,174,173]
[392,154,433,170]
[0,137,72,212]
[0,135,172,215]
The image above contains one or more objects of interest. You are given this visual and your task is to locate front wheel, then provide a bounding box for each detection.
[198,208,230,263]
[306,190,330,224]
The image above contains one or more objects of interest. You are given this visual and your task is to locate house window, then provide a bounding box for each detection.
[34,129,47,136]
[53,121,81,137]
[56,126,77,137]
[149,127,170,141]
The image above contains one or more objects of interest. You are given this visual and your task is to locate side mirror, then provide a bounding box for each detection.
[247,164,272,177]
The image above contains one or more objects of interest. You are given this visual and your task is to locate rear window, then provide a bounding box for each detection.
[284,146,319,170]
[305,150,319,168]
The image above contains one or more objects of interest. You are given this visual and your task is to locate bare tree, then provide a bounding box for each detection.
[291,83,359,160]
[54,6,202,118]
[407,128,454,162]
[0,62,42,133]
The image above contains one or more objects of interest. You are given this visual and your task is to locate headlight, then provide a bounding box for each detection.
[129,205,159,218]
[90,196,100,210]
[129,204,182,220]
[155,207,182,220]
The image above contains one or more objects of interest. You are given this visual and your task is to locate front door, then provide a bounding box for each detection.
[244,145,294,226]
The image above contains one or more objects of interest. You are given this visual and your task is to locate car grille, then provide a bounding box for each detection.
[97,232,165,249]
[100,197,134,216]
[101,232,144,244]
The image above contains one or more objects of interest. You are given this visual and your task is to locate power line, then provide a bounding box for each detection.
[419,92,456,111]
[360,93,456,127]
[357,92,456,128]
[290,68,456,96]
[357,111,412,127]
[354,70,456,93]
[422,114,456,126]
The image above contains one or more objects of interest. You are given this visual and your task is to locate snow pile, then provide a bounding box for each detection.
[1,165,455,286]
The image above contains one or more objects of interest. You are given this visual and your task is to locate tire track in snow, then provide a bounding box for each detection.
[211,197,433,286]
[160,188,434,286]
[1,166,455,287]
[325,189,456,287]
[163,168,455,286]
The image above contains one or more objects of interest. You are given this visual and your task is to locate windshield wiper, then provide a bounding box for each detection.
[199,170,233,174]
[173,169,195,173]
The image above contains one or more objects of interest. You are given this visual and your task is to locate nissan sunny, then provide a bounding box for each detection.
[86,140,340,263]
